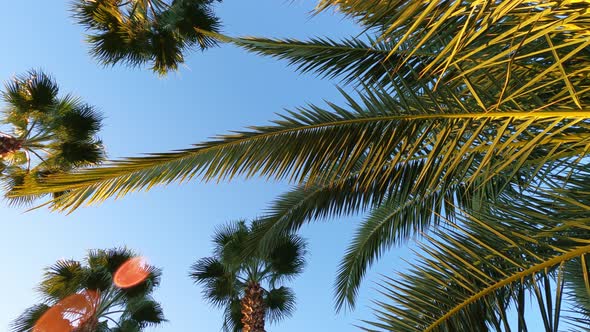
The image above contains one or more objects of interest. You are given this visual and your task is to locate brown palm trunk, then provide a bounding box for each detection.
[241,281,266,332]
[0,135,22,157]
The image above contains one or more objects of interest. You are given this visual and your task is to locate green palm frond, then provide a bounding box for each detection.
[10,304,50,332]
[38,259,85,302]
[221,298,244,332]
[189,257,239,307]
[564,255,590,320]
[16,78,590,212]
[265,286,296,323]
[123,297,167,328]
[365,173,590,331]
[1,70,105,205]
[196,30,435,88]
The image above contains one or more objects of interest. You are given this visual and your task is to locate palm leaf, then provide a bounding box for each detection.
[365,172,590,331]
[264,286,296,323]
[195,29,436,88]
[14,81,590,212]
[316,1,590,93]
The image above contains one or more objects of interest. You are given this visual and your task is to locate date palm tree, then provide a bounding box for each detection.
[189,220,306,332]
[72,0,222,75]
[0,70,104,205]
[18,1,590,329]
[11,248,165,332]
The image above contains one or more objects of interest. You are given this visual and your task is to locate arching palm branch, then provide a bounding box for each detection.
[189,220,306,332]
[11,248,166,332]
[72,0,222,75]
[16,0,590,319]
[364,169,590,331]
[0,70,104,205]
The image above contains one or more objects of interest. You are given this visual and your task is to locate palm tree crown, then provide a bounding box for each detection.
[11,248,166,332]
[190,220,306,332]
[0,70,104,205]
[72,0,222,75]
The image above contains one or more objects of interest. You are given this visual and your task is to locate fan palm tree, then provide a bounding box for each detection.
[72,0,222,75]
[16,0,590,329]
[189,220,306,332]
[0,70,104,205]
[11,248,166,332]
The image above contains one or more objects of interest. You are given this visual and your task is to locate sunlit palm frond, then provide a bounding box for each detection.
[196,29,436,88]
[317,0,590,109]
[365,171,590,331]
[264,286,296,323]
[15,74,590,212]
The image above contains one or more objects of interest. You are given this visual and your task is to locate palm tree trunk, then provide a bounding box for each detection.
[0,135,22,157]
[241,281,266,332]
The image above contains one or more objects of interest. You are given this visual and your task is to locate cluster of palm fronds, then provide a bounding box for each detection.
[73,0,222,75]
[0,70,104,205]
[11,248,165,332]
[13,0,590,330]
[190,220,306,332]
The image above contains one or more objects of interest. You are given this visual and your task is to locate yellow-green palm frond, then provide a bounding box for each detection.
[364,172,590,331]
[13,77,590,213]
[316,1,590,104]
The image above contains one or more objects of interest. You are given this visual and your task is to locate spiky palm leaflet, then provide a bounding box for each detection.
[189,220,305,332]
[363,168,590,331]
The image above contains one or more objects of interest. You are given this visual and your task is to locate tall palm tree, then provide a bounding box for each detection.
[0,70,104,205]
[189,220,306,332]
[11,248,166,332]
[72,0,222,75]
[18,0,590,329]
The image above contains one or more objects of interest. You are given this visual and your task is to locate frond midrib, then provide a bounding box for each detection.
[18,110,590,192]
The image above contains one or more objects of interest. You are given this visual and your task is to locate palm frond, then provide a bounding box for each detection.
[196,29,435,88]
[123,297,167,328]
[189,257,239,307]
[317,0,590,109]
[72,0,222,75]
[10,304,50,332]
[221,298,244,332]
[37,259,85,302]
[16,79,590,213]
[264,286,296,323]
[365,172,590,331]
[267,234,307,282]
[564,255,590,321]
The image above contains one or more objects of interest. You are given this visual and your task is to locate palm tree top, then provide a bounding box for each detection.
[1,69,105,205]
[190,219,306,332]
[72,0,222,75]
[11,247,166,332]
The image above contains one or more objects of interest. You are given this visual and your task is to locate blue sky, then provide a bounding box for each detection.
[0,1,413,331]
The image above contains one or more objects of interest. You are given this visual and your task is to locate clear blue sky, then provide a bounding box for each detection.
[0,1,412,331]
[0,1,548,331]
